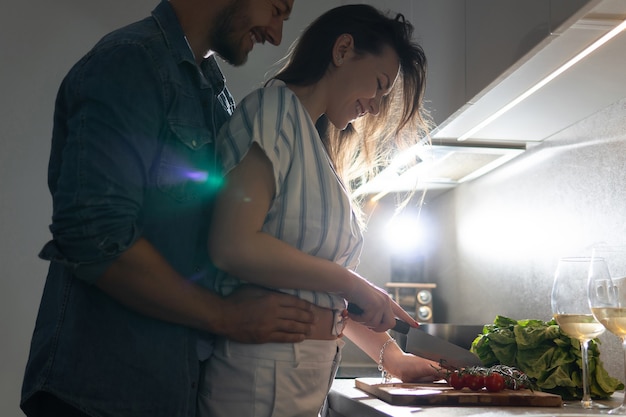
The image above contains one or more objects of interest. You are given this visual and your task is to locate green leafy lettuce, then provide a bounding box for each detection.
[470,315,623,400]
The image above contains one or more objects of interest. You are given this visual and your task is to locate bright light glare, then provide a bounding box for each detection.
[385,214,423,254]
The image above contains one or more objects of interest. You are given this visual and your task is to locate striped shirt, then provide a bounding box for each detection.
[214,79,363,311]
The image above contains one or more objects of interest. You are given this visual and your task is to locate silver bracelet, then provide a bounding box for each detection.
[378,338,395,383]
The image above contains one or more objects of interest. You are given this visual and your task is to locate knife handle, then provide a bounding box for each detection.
[392,319,411,334]
[347,303,410,334]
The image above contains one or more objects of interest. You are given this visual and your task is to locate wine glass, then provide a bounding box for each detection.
[589,246,626,414]
[551,257,607,409]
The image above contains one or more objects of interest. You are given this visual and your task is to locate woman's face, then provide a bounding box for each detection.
[326,43,400,130]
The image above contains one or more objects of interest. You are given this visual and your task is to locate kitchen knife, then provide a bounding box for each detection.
[347,303,410,334]
[346,304,481,367]
[404,327,483,369]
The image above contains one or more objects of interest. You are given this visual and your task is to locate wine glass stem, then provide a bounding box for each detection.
[580,339,593,409]
[621,338,626,409]
[607,338,626,414]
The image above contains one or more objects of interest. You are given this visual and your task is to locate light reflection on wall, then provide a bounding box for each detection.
[455,145,591,263]
[457,207,584,262]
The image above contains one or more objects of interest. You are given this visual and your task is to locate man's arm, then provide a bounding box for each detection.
[96,237,315,343]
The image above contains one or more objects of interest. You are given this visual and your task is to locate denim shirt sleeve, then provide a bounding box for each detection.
[41,41,166,283]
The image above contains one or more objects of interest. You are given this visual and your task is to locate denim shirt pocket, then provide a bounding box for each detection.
[157,119,216,203]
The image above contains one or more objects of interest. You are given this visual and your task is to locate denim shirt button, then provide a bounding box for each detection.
[191,139,197,148]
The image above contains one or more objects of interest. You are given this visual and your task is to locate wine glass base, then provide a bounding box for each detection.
[563,400,611,410]
[608,404,626,414]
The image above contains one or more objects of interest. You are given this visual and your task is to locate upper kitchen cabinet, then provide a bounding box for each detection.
[408,0,592,128]
[432,0,626,145]
[465,0,591,104]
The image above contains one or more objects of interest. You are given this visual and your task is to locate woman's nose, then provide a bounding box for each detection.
[368,96,381,116]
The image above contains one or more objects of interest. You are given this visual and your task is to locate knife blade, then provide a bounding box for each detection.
[346,304,481,368]
[346,303,410,334]
[404,327,483,369]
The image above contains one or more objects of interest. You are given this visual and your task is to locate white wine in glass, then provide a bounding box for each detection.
[553,313,606,340]
[552,257,606,409]
[589,248,626,414]
[590,245,626,414]
[591,307,626,337]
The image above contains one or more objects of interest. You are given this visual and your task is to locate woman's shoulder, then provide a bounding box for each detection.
[238,80,297,113]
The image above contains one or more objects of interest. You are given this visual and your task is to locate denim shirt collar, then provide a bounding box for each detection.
[152,0,227,93]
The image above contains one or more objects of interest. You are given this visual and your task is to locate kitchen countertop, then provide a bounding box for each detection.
[326,378,623,417]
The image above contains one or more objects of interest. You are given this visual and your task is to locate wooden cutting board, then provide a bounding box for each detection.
[355,378,562,407]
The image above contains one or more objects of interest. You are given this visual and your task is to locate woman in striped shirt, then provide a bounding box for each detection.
[199,5,440,417]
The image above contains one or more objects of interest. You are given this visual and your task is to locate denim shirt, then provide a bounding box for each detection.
[21,2,234,416]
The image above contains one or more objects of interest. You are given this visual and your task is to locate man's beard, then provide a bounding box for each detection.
[210,0,250,66]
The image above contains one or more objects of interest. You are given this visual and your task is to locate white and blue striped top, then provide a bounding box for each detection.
[214,79,363,311]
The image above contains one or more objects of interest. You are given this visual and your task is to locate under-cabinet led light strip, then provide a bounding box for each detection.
[457,18,626,141]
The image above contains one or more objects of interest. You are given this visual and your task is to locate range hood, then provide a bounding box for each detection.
[356,0,626,198]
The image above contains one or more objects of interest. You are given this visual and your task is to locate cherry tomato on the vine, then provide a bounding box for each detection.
[447,371,465,390]
[485,372,506,392]
[464,374,485,391]
[442,365,531,393]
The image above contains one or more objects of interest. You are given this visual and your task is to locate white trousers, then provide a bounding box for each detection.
[197,338,344,417]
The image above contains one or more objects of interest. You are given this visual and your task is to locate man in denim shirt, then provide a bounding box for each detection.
[20,1,314,416]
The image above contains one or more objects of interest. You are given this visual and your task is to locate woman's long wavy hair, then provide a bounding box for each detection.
[273,4,431,222]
